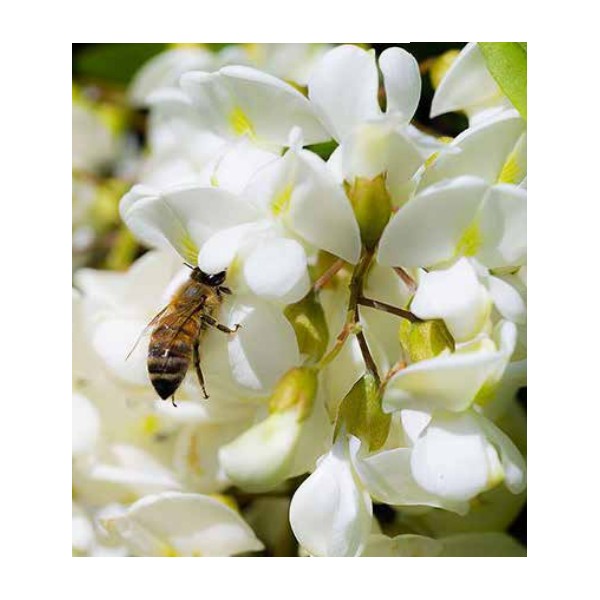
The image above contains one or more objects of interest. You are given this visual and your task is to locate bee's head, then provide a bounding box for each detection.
[190,267,226,287]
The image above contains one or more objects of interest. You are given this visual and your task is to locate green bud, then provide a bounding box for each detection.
[284,292,329,362]
[335,373,391,452]
[269,367,318,421]
[398,319,455,363]
[346,175,392,249]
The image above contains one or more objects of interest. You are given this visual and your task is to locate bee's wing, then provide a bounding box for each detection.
[125,306,169,360]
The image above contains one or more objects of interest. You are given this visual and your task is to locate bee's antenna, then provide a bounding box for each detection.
[183,262,194,270]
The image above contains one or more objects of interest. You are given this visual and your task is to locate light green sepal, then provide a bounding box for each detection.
[399,319,455,363]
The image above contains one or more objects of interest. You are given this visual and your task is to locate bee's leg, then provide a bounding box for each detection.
[193,339,209,399]
[202,315,241,335]
[218,286,232,295]
[171,394,177,408]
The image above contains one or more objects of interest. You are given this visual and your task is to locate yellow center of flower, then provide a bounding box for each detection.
[229,106,255,138]
[271,184,293,216]
[456,220,482,257]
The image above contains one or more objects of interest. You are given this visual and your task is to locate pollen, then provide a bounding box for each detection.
[229,106,255,138]
[141,414,160,435]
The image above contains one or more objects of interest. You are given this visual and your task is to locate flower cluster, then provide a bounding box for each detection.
[73,43,526,557]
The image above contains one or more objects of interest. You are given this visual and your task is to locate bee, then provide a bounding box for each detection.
[131,266,240,405]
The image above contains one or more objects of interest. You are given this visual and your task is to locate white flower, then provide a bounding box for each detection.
[289,435,373,557]
[431,42,518,126]
[378,175,526,271]
[383,320,517,413]
[101,492,264,556]
[309,45,427,200]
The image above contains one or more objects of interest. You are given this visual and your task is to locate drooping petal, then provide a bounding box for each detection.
[430,42,504,119]
[377,176,488,268]
[440,532,526,557]
[410,412,503,502]
[289,436,372,557]
[120,184,258,263]
[410,258,492,342]
[349,437,468,514]
[225,297,300,394]
[418,115,526,189]
[181,66,328,146]
[488,274,527,325]
[101,492,264,556]
[308,45,381,142]
[242,237,311,304]
[476,184,527,269]
[379,47,421,122]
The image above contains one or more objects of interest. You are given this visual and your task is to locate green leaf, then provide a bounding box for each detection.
[74,44,168,84]
[478,42,527,120]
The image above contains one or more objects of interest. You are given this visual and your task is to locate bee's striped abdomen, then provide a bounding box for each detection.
[148,311,202,400]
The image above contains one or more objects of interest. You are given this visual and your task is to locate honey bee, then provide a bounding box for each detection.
[131,266,240,405]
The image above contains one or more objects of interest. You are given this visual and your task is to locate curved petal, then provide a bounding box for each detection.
[418,115,526,189]
[488,275,527,324]
[362,534,443,557]
[411,258,492,342]
[377,176,488,268]
[440,532,526,557]
[120,184,258,263]
[129,47,215,106]
[379,47,421,121]
[431,42,503,119]
[286,150,362,263]
[476,184,527,269]
[101,491,264,556]
[242,237,311,304]
[219,409,302,492]
[226,298,300,394]
[308,45,381,141]
[410,412,502,502]
[181,66,328,146]
[289,436,372,557]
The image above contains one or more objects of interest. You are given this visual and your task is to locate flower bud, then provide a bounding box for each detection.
[284,293,329,363]
[346,174,392,250]
[335,373,390,452]
[269,367,318,420]
[398,319,455,363]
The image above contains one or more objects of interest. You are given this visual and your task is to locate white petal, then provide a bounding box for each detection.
[72,393,100,457]
[477,415,527,494]
[308,45,381,141]
[383,331,514,413]
[181,66,328,146]
[220,409,302,492]
[197,222,265,274]
[488,275,527,324]
[349,437,468,514]
[431,42,503,119]
[410,412,500,501]
[289,436,372,557]
[377,176,488,268]
[419,115,526,188]
[226,298,300,393]
[400,409,432,446]
[340,119,423,185]
[286,150,362,263]
[476,184,527,269]
[102,492,264,556]
[411,258,492,342]
[379,47,421,121]
[120,184,258,263]
[242,237,310,303]
[129,47,214,106]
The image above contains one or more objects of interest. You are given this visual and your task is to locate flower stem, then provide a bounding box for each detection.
[358,296,422,323]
